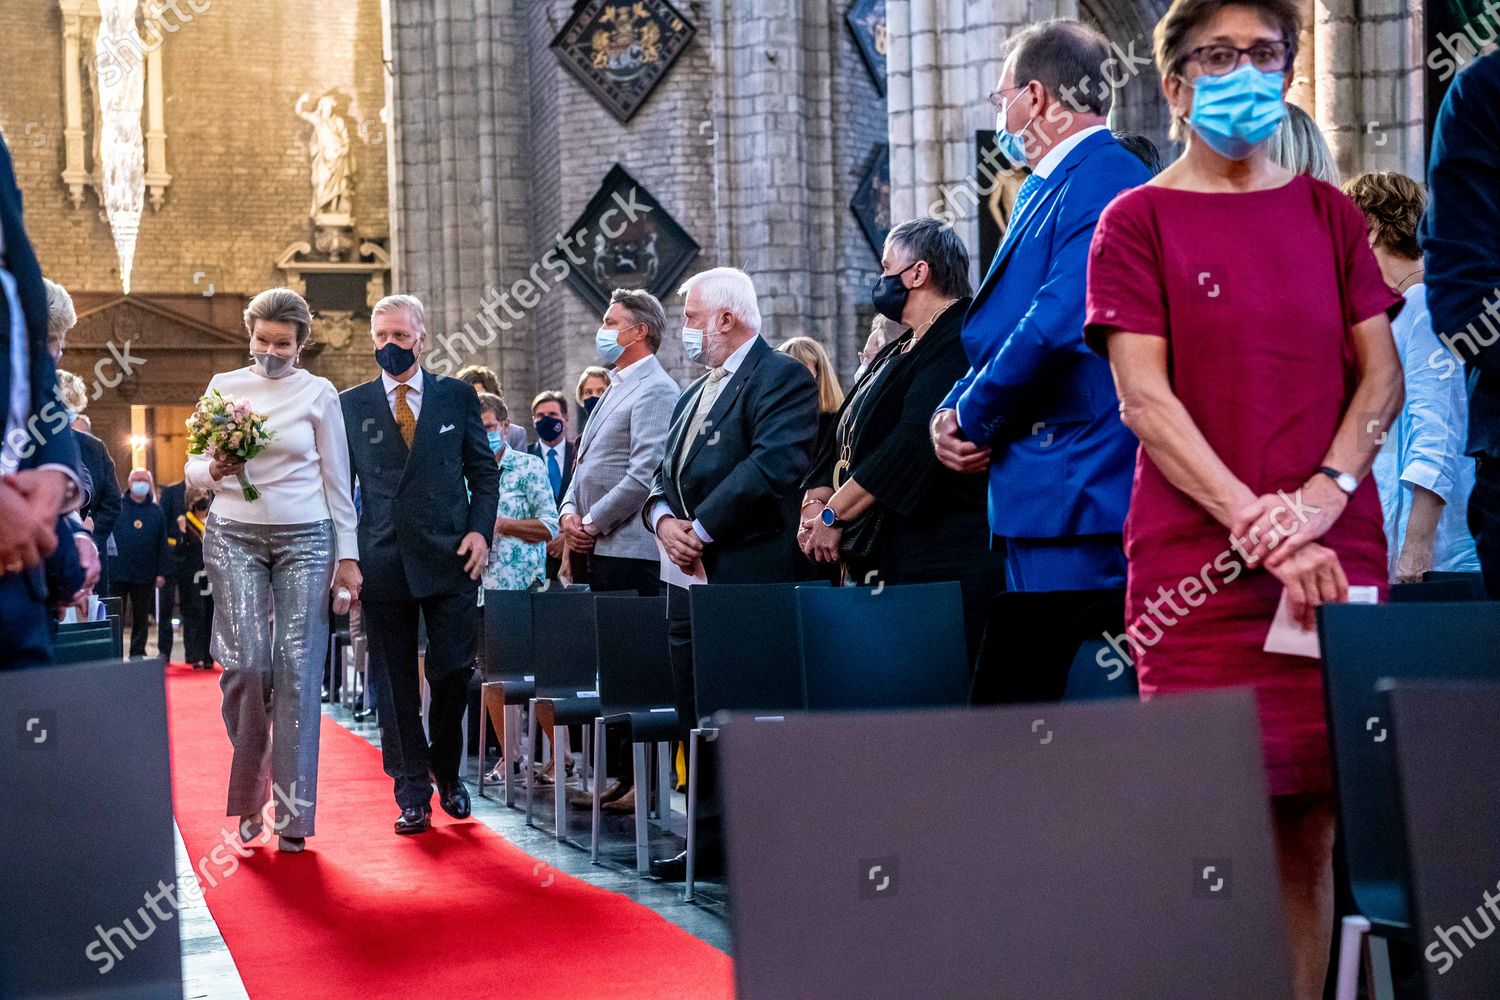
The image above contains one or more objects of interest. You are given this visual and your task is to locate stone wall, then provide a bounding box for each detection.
[0,0,388,312]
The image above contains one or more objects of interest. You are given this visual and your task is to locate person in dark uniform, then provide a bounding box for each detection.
[111,468,168,657]
[158,479,186,661]
[175,487,214,669]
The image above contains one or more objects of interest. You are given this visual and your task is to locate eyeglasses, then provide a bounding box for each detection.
[1184,40,1292,76]
[987,84,1027,111]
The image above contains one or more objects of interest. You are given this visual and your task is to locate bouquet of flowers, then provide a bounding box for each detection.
[186,389,275,501]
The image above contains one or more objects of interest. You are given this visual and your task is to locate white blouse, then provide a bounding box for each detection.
[184,366,359,561]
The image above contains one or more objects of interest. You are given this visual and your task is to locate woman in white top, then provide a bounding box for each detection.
[186,288,361,853]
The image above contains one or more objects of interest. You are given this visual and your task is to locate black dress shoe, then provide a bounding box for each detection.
[434,776,471,819]
[394,806,431,835]
[649,848,723,881]
[352,707,374,722]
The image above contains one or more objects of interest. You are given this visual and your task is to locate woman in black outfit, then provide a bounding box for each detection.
[798,218,1004,662]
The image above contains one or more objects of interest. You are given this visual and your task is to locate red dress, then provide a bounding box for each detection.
[1085,174,1403,796]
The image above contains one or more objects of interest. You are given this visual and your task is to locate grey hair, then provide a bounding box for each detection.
[1267,104,1338,184]
[679,267,762,334]
[1006,19,1116,117]
[885,218,973,298]
[43,278,76,355]
[244,287,313,345]
[609,287,667,351]
[372,293,427,332]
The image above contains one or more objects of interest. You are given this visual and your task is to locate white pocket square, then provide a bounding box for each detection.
[439,423,456,434]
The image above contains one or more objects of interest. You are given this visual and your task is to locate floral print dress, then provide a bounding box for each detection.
[481,446,560,592]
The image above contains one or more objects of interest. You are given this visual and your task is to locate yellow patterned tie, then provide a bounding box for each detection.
[395,384,416,448]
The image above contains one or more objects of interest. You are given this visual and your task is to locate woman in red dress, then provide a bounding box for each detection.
[1084,1,1403,996]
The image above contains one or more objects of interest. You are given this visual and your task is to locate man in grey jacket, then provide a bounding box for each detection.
[558,288,679,595]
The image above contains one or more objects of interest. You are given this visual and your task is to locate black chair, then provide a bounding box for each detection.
[1389,578,1486,602]
[684,582,821,900]
[53,621,116,666]
[478,590,538,807]
[1386,680,1500,1000]
[1319,602,1500,1000]
[526,591,600,841]
[98,597,125,657]
[589,595,675,872]
[971,588,1130,704]
[797,582,970,710]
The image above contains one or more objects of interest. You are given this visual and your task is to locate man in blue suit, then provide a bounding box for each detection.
[0,132,85,669]
[932,20,1147,595]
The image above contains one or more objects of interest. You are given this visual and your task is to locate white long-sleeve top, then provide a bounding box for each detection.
[184,366,359,561]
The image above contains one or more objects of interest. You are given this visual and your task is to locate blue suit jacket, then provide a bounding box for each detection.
[941,130,1147,539]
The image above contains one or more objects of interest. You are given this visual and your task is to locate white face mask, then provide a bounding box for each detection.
[681,325,705,362]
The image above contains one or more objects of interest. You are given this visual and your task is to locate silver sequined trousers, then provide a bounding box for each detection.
[203,514,334,838]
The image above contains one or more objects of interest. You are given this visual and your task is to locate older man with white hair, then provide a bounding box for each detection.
[643,266,819,879]
[341,293,500,835]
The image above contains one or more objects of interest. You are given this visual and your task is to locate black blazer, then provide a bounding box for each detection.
[77,430,121,544]
[159,480,186,569]
[527,437,576,505]
[645,336,819,582]
[341,371,501,602]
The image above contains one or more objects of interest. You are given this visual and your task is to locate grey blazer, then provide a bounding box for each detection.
[559,353,679,561]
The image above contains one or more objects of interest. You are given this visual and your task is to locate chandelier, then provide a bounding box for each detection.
[95,0,145,294]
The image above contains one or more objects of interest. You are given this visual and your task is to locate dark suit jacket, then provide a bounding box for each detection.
[645,336,818,582]
[77,430,121,543]
[159,481,186,571]
[1422,50,1500,458]
[341,370,500,602]
[528,437,576,505]
[1,132,82,619]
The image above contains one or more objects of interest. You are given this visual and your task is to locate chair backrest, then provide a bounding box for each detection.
[1386,680,1500,1000]
[1318,602,1500,929]
[594,596,673,713]
[482,589,536,680]
[797,582,969,710]
[528,590,599,697]
[1389,579,1486,602]
[0,658,180,998]
[99,595,123,620]
[720,690,1290,1000]
[54,621,117,666]
[971,588,1129,704]
[689,583,814,725]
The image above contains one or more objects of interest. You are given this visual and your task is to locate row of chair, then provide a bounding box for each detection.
[52,597,124,664]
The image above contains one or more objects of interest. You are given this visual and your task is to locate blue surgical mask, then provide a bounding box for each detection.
[1187,63,1287,160]
[487,429,506,454]
[995,109,1030,166]
[130,482,150,499]
[681,326,705,362]
[596,326,624,366]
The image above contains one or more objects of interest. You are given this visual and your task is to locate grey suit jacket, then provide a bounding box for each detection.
[559,353,679,561]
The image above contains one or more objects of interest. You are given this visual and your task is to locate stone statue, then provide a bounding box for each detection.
[295,92,355,220]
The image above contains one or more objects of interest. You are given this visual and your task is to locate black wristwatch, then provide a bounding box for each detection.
[1319,466,1358,495]
[821,504,843,528]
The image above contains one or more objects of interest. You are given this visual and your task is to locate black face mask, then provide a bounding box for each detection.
[534,415,565,442]
[191,499,210,513]
[582,395,601,416]
[871,261,919,324]
[375,342,417,377]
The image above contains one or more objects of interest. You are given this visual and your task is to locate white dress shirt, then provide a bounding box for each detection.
[381,366,424,422]
[650,334,761,541]
[1032,124,1109,178]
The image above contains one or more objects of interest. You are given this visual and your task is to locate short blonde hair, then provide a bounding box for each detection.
[576,365,611,402]
[245,287,313,345]
[778,336,845,414]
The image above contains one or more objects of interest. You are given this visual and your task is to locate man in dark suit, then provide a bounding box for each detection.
[1423,49,1500,598]
[0,132,85,669]
[643,266,819,878]
[342,294,500,834]
[527,390,576,579]
[157,479,186,661]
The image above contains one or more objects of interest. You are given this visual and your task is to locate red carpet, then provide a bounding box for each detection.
[165,665,733,999]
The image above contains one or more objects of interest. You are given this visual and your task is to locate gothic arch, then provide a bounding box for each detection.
[1079,0,1175,159]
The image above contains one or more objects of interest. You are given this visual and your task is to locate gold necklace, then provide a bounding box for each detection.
[910,298,959,345]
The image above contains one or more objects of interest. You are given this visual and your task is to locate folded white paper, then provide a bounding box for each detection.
[1263,585,1379,658]
[656,534,707,589]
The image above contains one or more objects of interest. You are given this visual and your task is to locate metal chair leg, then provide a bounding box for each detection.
[553,723,569,841]
[581,724,592,794]
[503,704,520,808]
[633,741,650,874]
[1366,933,1396,1000]
[684,728,701,902]
[591,718,605,863]
[656,740,671,821]
[525,700,538,828]
[1334,915,1369,1000]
